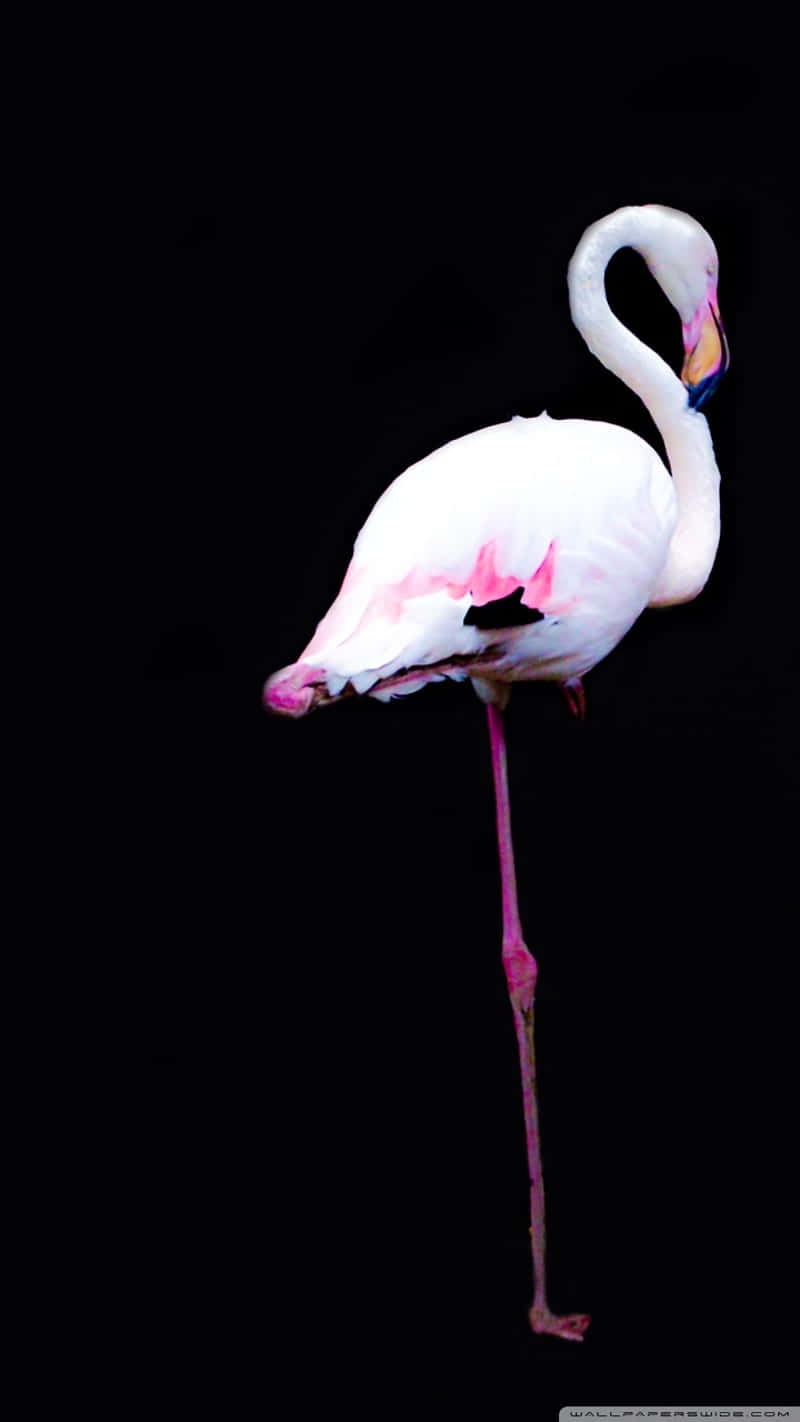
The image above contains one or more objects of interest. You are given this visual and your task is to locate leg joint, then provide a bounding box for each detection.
[502,941,538,1007]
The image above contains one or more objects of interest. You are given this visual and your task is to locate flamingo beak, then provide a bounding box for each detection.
[681,292,730,410]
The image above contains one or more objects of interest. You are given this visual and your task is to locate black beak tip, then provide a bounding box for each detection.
[686,362,728,411]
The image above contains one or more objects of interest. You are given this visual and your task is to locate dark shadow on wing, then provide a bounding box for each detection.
[463,588,545,630]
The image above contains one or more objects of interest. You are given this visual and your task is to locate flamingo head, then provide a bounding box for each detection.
[642,204,730,410]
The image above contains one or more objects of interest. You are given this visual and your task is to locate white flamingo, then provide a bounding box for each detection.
[264,204,729,1341]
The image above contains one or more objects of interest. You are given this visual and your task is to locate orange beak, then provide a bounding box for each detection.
[681,296,730,410]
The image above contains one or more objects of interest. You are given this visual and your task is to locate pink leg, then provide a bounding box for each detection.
[561,676,586,720]
[487,703,590,1342]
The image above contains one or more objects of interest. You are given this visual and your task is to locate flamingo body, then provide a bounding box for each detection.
[266,413,678,714]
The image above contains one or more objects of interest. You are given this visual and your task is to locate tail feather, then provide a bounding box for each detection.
[263,651,504,718]
[263,662,324,717]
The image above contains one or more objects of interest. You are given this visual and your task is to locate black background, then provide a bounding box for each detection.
[133,24,798,1415]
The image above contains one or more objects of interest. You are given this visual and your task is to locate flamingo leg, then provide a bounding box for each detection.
[486,702,590,1342]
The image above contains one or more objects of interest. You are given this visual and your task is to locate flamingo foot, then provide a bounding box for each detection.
[561,676,586,720]
[529,1304,591,1342]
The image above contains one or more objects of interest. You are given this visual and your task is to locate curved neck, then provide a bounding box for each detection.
[568,206,721,605]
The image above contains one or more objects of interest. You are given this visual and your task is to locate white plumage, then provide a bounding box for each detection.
[266,204,726,721]
[309,415,674,692]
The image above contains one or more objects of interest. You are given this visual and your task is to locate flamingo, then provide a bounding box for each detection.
[263,204,729,1341]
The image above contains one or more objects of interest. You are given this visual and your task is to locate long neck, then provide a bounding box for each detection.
[567,206,721,605]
